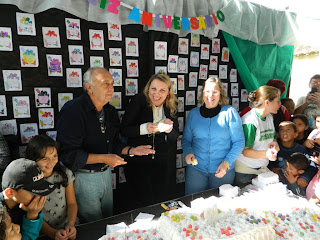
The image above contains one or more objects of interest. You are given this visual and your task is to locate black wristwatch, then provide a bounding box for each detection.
[127,146,134,157]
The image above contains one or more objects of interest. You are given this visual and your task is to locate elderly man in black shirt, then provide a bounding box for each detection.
[57,67,154,223]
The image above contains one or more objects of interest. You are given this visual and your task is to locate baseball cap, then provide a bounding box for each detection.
[2,158,56,196]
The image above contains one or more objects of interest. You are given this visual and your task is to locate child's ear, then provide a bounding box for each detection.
[4,188,14,197]
[298,170,305,175]
[305,125,309,130]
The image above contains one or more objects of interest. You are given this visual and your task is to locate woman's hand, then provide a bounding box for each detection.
[215,162,228,178]
[163,118,174,132]
[266,148,278,161]
[147,122,159,133]
[268,141,280,152]
[185,153,195,165]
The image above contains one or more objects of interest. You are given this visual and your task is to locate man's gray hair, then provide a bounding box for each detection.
[83,67,106,91]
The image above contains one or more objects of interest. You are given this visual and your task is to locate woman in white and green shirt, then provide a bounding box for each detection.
[235,85,281,185]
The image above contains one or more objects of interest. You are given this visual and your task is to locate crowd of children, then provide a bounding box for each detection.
[1,77,320,240]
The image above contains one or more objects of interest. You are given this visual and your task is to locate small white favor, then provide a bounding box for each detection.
[219,184,239,198]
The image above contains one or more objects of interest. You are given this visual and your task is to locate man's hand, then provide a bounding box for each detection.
[307,92,320,104]
[130,145,155,156]
[20,196,46,220]
[102,154,127,167]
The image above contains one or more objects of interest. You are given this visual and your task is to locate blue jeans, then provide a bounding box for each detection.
[74,168,113,223]
[234,172,257,186]
[185,166,235,195]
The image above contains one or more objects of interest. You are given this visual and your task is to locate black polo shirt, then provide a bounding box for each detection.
[56,93,125,171]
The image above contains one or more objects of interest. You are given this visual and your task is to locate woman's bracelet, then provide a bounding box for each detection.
[222,161,230,170]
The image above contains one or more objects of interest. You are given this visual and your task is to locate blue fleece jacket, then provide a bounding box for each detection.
[182,106,245,173]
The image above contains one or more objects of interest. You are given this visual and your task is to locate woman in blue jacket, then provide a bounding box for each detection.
[182,77,245,195]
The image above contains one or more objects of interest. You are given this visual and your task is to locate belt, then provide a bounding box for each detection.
[77,165,109,173]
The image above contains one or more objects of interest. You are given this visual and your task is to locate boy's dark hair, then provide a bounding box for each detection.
[290,114,309,126]
[281,98,294,105]
[287,152,309,171]
[26,135,68,187]
[279,121,297,132]
[0,206,5,240]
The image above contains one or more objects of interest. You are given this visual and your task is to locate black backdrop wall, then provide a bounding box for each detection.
[0,4,248,213]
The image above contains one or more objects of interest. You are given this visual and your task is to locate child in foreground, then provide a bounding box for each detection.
[1,159,55,240]
[269,121,317,187]
[0,205,21,240]
[291,114,312,145]
[278,153,310,197]
[26,135,77,240]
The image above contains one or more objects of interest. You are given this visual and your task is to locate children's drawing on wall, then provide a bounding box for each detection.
[66,68,82,88]
[20,123,38,144]
[89,29,104,50]
[19,46,39,67]
[171,78,177,94]
[110,92,121,109]
[0,95,7,117]
[125,37,139,57]
[178,97,184,112]
[58,93,73,111]
[191,33,200,47]
[231,83,239,97]
[178,38,189,55]
[16,12,36,36]
[0,27,13,51]
[186,91,195,105]
[109,48,122,66]
[209,55,218,71]
[222,82,228,96]
[109,68,122,86]
[155,66,167,74]
[178,75,185,90]
[199,65,208,80]
[222,47,230,62]
[197,86,203,103]
[46,131,57,141]
[126,59,139,77]
[65,18,81,40]
[230,69,237,82]
[2,70,22,91]
[68,45,84,65]
[125,79,138,96]
[42,27,61,48]
[212,38,220,53]
[108,22,122,41]
[178,58,188,74]
[190,51,199,67]
[46,54,63,76]
[176,154,182,168]
[12,96,30,118]
[219,65,228,79]
[90,56,104,68]
[232,98,239,111]
[154,41,167,60]
[0,120,17,136]
[178,117,184,132]
[176,168,185,183]
[241,89,248,102]
[119,167,126,183]
[200,44,210,59]
[189,72,198,87]
[168,55,178,73]
[34,88,51,107]
[39,108,54,129]
[177,135,182,150]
